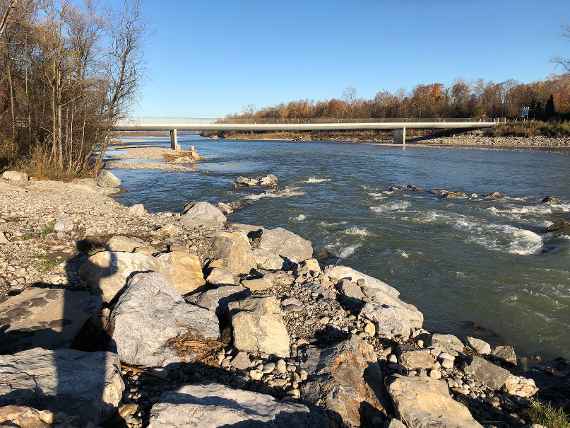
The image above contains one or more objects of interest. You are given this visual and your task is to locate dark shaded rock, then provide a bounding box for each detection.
[463,356,511,390]
[301,336,387,427]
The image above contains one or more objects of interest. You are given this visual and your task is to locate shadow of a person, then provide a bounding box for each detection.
[0,239,124,425]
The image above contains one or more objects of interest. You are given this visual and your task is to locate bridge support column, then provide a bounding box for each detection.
[393,128,406,145]
[169,129,179,150]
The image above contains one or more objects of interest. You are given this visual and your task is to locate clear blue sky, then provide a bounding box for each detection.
[130,0,569,117]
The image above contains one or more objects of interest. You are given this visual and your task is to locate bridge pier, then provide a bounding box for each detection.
[169,129,179,150]
[393,128,406,145]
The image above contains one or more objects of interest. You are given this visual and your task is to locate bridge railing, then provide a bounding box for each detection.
[118,116,497,125]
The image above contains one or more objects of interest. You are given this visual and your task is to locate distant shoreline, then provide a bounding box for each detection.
[202,132,570,149]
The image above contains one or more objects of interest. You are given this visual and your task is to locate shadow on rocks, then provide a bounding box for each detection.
[0,238,129,425]
[133,360,344,427]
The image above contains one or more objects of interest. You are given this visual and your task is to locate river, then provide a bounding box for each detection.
[111,135,570,360]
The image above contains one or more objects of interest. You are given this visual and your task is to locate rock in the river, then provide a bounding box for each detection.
[545,219,570,235]
[111,272,220,367]
[0,287,100,353]
[234,174,278,188]
[213,231,256,274]
[463,356,512,390]
[206,267,236,285]
[229,296,290,357]
[301,336,386,427]
[252,248,284,270]
[148,383,330,428]
[504,375,539,398]
[429,334,465,356]
[0,348,124,424]
[106,235,146,252]
[96,170,121,188]
[186,285,250,318]
[541,196,561,205]
[79,251,160,303]
[388,375,482,428]
[466,336,492,355]
[492,345,517,365]
[181,202,226,229]
[258,227,313,262]
[155,251,206,295]
[1,170,28,184]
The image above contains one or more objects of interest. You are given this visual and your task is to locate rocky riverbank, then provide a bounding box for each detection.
[204,131,570,148]
[0,169,568,427]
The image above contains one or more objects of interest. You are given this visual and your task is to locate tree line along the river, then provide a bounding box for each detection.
[0,0,143,178]
[229,74,570,124]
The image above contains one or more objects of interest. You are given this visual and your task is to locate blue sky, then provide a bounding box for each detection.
[130,0,569,117]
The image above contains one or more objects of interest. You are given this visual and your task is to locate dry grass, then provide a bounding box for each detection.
[528,400,570,428]
[494,121,570,137]
[166,329,224,365]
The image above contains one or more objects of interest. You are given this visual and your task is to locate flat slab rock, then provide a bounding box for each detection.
[111,272,220,367]
[258,227,313,262]
[388,375,482,428]
[0,287,100,353]
[0,348,124,424]
[148,383,331,428]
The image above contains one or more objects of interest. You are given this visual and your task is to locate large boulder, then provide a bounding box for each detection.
[212,231,256,275]
[79,251,160,303]
[258,227,313,262]
[301,336,386,427]
[181,202,226,229]
[0,287,100,353]
[186,285,250,318]
[1,170,28,185]
[429,334,465,356]
[111,272,220,367]
[360,300,423,340]
[0,348,124,424]
[155,251,206,295]
[325,265,400,298]
[148,383,331,427]
[388,376,482,428]
[252,248,284,270]
[229,296,290,357]
[96,170,121,188]
[463,356,511,390]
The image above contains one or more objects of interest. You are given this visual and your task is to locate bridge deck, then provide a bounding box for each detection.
[113,121,497,132]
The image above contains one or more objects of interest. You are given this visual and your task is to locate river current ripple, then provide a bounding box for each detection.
[113,135,570,359]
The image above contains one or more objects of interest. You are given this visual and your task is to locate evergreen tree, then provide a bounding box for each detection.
[545,95,556,120]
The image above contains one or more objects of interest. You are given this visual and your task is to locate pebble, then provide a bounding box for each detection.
[388,354,398,364]
[363,322,376,337]
[249,370,263,381]
[276,359,287,374]
[262,362,276,374]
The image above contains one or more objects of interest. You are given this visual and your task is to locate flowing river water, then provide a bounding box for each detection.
[111,135,570,360]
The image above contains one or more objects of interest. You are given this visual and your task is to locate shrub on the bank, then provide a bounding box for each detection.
[494,121,570,137]
[528,400,570,428]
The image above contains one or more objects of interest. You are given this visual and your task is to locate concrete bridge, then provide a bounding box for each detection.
[113,118,498,150]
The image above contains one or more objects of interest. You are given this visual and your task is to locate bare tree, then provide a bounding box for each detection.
[0,0,17,37]
[553,25,570,72]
